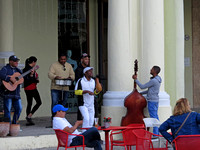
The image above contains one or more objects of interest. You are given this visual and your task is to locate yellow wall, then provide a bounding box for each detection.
[12,0,99,119]
[13,0,58,119]
[164,0,177,108]
[164,0,185,108]
[89,0,98,75]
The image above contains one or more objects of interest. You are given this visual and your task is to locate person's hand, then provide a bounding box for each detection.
[88,91,94,95]
[132,74,137,80]
[10,77,16,83]
[55,76,62,79]
[83,90,94,95]
[75,120,83,126]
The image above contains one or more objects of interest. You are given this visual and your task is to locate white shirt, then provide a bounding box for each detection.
[75,76,95,107]
[53,117,81,146]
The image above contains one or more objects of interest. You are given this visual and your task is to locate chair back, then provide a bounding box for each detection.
[54,129,69,147]
[132,129,153,150]
[143,118,161,128]
[124,124,145,146]
[173,135,200,150]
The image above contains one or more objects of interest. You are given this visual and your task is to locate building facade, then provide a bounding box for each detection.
[0,0,199,125]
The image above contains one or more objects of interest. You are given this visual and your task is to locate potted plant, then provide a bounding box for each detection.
[0,117,10,137]
[103,117,112,128]
[10,123,20,136]
[9,115,20,136]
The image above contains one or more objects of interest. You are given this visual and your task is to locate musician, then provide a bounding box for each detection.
[75,67,102,129]
[23,56,42,126]
[75,53,90,120]
[48,54,75,117]
[0,55,22,124]
[132,66,162,135]
[75,53,90,82]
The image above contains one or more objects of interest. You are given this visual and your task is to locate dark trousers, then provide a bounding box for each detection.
[25,89,42,116]
[70,127,102,150]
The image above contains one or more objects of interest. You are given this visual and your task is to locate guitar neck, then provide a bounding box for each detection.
[18,70,32,80]
[18,65,39,80]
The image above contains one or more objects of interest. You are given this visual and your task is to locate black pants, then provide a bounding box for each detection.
[25,89,42,116]
[70,127,102,150]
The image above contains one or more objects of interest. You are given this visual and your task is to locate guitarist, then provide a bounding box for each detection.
[0,55,22,124]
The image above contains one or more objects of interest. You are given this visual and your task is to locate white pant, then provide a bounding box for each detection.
[79,105,94,129]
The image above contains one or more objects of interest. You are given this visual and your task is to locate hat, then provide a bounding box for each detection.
[83,67,93,74]
[9,55,20,62]
[81,53,90,58]
[52,104,69,113]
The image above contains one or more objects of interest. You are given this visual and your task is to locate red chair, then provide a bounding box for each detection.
[54,129,86,150]
[172,135,200,150]
[132,129,168,150]
[110,124,145,150]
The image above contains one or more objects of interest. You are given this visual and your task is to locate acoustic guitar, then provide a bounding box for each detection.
[2,65,39,91]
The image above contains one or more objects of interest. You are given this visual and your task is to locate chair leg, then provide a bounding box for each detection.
[111,145,113,150]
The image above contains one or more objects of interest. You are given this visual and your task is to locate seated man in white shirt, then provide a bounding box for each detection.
[53,104,102,150]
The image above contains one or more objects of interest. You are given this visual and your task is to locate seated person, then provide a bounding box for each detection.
[159,98,200,144]
[52,104,102,150]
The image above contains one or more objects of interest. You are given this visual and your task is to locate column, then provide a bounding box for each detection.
[140,0,165,90]
[107,0,133,91]
[140,0,171,122]
[0,0,14,66]
[102,0,137,126]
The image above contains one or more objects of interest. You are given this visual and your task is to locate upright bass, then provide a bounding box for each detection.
[121,60,147,126]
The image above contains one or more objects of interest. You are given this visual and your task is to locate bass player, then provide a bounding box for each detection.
[0,55,22,124]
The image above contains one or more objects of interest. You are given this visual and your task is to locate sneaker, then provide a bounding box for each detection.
[152,136,159,139]
[26,117,35,126]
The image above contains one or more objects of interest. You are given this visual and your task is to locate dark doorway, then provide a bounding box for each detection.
[58,0,89,68]
[192,0,200,109]
[58,0,89,112]
[98,0,108,91]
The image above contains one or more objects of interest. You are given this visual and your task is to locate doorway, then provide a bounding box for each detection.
[58,0,89,112]
[192,0,200,109]
[58,0,89,65]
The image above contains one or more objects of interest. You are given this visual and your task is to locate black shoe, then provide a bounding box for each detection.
[26,117,35,126]
[45,125,52,128]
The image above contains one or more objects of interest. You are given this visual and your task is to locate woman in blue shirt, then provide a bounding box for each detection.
[159,98,200,143]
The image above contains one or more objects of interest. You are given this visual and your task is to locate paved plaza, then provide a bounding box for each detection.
[0,113,173,150]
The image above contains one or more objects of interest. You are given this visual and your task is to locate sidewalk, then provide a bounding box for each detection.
[0,113,172,150]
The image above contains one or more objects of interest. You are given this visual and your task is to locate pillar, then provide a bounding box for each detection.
[0,0,14,66]
[102,0,136,126]
[102,0,171,126]
[139,0,171,122]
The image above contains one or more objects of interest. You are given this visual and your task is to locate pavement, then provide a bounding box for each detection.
[0,113,173,150]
